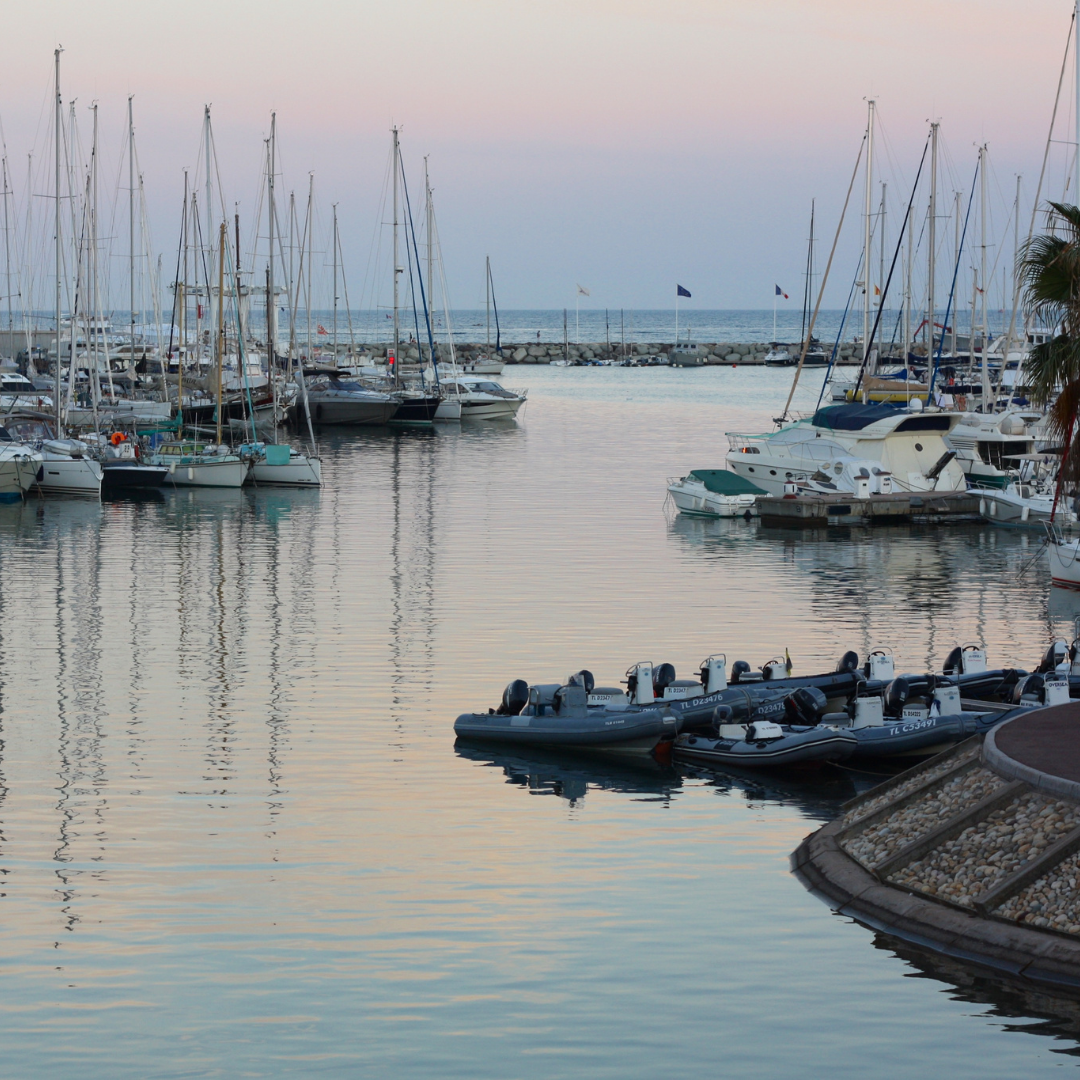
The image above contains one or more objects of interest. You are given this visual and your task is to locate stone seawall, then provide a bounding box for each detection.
[358,342,864,366]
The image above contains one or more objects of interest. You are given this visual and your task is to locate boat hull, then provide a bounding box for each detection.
[34,457,103,497]
[0,457,37,502]
[165,459,249,488]
[303,398,398,425]
[1049,540,1080,589]
[101,463,169,491]
[248,457,322,487]
[668,480,758,518]
[459,398,523,421]
[453,708,674,753]
[675,728,856,768]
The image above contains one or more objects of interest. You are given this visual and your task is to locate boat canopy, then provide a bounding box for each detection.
[811,404,899,430]
[687,469,768,496]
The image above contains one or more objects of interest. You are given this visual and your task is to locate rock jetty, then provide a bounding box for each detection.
[339,342,864,366]
[793,703,1080,988]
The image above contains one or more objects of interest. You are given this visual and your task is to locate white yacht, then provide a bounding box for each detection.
[242,443,322,487]
[0,427,42,502]
[945,410,1040,489]
[0,371,52,411]
[725,403,968,496]
[438,376,526,421]
[3,414,102,496]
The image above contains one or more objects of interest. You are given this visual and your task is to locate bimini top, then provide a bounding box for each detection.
[811,403,954,434]
[688,469,768,496]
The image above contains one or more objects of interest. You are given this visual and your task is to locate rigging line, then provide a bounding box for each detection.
[852,131,931,401]
[815,255,862,411]
[399,155,439,389]
[1001,6,1076,396]
[929,157,980,398]
[778,131,865,421]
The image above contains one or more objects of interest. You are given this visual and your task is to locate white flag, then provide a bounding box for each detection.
[577,284,590,297]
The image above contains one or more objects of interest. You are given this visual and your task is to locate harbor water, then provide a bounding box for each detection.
[1,365,1078,1077]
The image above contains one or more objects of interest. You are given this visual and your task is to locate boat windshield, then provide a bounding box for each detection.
[5,419,52,441]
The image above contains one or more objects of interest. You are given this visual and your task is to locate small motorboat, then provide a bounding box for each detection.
[453,671,676,754]
[666,469,768,518]
[1047,528,1080,589]
[666,652,868,732]
[674,687,858,768]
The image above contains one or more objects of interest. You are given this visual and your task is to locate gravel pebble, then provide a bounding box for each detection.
[890,793,1080,907]
[841,742,981,830]
[994,850,1080,935]
[842,765,1005,869]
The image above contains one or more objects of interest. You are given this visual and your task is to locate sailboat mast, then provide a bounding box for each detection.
[862,99,875,366]
[485,255,491,348]
[204,106,214,336]
[927,122,939,360]
[2,157,10,342]
[425,156,433,338]
[54,47,63,435]
[332,203,338,360]
[129,95,136,362]
[1076,0,1079,200]
[268,114,276,377]
[979,144,988,361]
[952,189,961,356]
[179,169,188,426]
[216,221,225,445]
[878,182,886,322]
[392,126,400,368]
[306,173,313,362]
[801,200,813,346]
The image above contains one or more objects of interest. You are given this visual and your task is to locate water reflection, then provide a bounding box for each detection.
[455,742,682,806]
[874,934,1080,1059]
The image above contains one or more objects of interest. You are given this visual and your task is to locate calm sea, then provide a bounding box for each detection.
[0,365,1075,1078]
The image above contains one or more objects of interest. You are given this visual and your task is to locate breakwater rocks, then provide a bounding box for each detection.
[356,343,862,366]
[793,704,1080,988]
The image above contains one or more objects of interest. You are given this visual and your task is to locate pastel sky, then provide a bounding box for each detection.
[0,0,1075,310]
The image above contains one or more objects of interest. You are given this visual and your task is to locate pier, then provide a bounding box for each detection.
[793,705,1080,990]
[756,490,984,527]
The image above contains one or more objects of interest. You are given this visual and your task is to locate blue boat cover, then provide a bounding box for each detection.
[811,404,899,431]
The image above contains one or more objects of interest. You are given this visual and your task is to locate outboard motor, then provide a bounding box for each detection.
[567,669,595,693]
[699,654,728,693]
[784,686,827,726]
[1037,641,1069,675]
[653,663,676,698]
[884,677,911,717]
[497,679,530,716]
[943,647,963,676]
[836,650,860,674]
[730,660,752,684]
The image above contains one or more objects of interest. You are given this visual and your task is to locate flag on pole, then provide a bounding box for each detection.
[774,285,788,299]
[317,324,329,335]
[873,285,881,296]
[677,285,691,298]
[577,284,590,296]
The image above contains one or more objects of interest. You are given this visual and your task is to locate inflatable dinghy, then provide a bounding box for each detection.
[454,671,675,754]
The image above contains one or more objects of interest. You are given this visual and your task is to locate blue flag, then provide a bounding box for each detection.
[677,285,691,298]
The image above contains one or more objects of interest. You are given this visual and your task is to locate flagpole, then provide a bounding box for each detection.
[773,287,777,342]
[576,290,579,343]
[675,289,679,346]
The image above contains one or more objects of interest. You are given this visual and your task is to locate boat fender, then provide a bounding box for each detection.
[746,721,784,742]
[730,660,752,684]
[652,663,676,698]
[835,650,859,674]
[784,686,827,726]
[1013,673,1044,706]
[567,669,595,693]
[496,679,530,717]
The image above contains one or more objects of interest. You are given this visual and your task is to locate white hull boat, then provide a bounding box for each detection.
[246,445,322,487]
[440,377,525,421]
[1048,535,1080,589]
[153,441,249,488]
[667,469,767,518]
[36,452,103,497]
[0,446,41,502]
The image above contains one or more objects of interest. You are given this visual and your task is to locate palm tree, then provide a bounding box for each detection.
[1019,202,1080,487]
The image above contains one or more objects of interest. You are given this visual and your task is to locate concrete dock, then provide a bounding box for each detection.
[793,704,1080,989]
[756,490,984,527]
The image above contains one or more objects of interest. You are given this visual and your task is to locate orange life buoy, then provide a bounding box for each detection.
[110,432,126,446]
